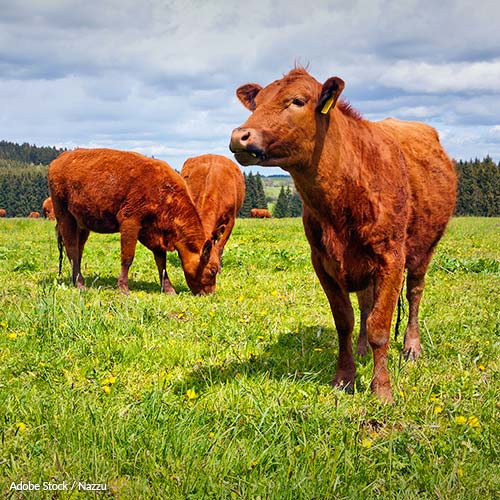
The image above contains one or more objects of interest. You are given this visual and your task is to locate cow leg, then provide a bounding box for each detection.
[367,263,405,403]
[311,251,356,392]
[57,214,86,288]
[118,220,141,294]
[356,282,374,357]
[215,218,234,272]
[152,250,176,295]
[403,272,426,360]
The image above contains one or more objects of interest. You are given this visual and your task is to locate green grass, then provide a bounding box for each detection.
[0,216,499,499]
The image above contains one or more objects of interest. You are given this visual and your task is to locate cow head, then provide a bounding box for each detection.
[229,68,344,171]
[181,239,219,295]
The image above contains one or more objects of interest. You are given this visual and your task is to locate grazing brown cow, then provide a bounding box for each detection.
[0,208,6,217]
[250,208,271,218]
[28,211,40,218]
[230,67,457,402]
[42,197,55,220]
[181,154,245,271]
[48,148,220,295]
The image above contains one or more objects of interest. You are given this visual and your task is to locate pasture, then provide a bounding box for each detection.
[0,216,499,498]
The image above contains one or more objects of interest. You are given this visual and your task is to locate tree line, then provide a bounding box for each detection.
[0,141,498,217]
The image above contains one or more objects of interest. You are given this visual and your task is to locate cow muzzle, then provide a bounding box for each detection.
[229,127,267,166]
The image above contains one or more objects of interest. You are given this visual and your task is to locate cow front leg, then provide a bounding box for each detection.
[311,252,355,392]
[356,282,374,357]
[152,250,176,294]
[367,264,405,403]
[118,220,140,294]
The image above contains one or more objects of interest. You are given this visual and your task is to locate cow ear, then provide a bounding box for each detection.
[236,84,263,111]
[201,240,212,262]
[317,77,345,115]
[212,224,226,243]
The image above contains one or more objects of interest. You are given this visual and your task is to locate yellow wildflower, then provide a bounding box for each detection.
[478,364,486,371]
[15,422,27,433]
[467,416,480,428]
[434,406,444,415]
[361,438,373,449]
[103,385,111,395]
[457,468,464,477]
[455,416,467,425]
[186,388,197,400]
[7,332,17,340]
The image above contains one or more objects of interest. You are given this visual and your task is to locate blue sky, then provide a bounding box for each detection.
[1,0,499,175]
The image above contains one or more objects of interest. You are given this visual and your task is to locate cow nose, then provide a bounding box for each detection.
[230,127,253,151]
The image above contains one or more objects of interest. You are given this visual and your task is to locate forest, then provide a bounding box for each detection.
[0,140,498,217]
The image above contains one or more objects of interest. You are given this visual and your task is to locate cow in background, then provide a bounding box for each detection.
[28,211,40,218]
[48,148,220,295]
[250,208,271,218]
[230,67,457,402]
[42,197,55,220]
[181,154,245,271]
[0,209,6,217]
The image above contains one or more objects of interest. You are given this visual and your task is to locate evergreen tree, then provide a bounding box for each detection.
[273,186,289,218]
[289,190,303,217]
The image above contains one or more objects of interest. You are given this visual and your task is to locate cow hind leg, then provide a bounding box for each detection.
[57,214,86,288]
[403,272,426,360]
[118,220,141,294]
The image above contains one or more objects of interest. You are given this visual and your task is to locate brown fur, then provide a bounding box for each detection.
[48,148,220,295]
[230,67,457,402]
[42,197,55,220]
[28,211,40,218]
[181,154,245,272]
[0,209,6,217]
[250,208,271,218]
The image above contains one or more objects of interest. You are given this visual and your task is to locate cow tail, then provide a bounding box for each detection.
[56,224,64,275]
[394,291,405,341]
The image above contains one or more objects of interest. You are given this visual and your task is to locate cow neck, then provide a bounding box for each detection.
[172,201,207,256]
[289,109,357,226]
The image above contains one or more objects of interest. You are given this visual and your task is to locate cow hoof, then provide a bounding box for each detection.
[403,345,421,361]
[163,287,176,295]
[332,376,355,394]
[372,384,393,404]
[356,342,368,357]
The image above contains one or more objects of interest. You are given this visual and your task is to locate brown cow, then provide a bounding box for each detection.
[181,154,245,271]
[48,148,220,295]
[250,208,271,218]
[28,211,40,218]
[0,208,6,217]
[230,67,457,402]
[42,197,55,220]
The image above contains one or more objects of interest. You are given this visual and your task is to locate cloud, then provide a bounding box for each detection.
[0,0,498,176]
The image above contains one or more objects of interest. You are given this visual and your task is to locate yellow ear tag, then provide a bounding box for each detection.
[321,96,335,115]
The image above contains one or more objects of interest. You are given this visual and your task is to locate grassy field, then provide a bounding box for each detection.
[0,216,499,499]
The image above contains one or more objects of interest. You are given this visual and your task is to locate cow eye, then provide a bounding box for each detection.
[292,98,306,107]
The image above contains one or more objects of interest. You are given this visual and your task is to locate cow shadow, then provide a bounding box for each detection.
[173,325,373,396]
[38,274,191,294]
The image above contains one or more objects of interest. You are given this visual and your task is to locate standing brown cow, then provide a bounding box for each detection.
[181,154,245,272]
[250,208,271,218]
[0,208,6,217]
[48,148,220,295]
[230,67,457,402]
[42,197,55,220]
[28,211,40,218]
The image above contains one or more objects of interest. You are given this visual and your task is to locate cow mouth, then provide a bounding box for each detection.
[233,149,267,166]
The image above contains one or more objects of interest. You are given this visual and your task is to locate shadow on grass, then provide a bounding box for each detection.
[38,273,191,294]
[174,325,373,395]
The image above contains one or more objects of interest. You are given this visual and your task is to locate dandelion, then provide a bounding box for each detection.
[186,388,197,400]
[467,415,480,428]
[271,290,278,296]
[208,432,215,439]
[7,332,17,340]
[103,385,111,395]
[361,438,373,449]
[102,376,117,386]
[478,364,486,371]
[457,468,464,477]
[455,415,467,425]
[0,321,7,328]
[15,422,27,433]
[257,336,264,341]
[434,406,444,415]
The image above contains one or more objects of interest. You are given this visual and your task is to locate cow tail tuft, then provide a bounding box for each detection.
[56,224,64,275]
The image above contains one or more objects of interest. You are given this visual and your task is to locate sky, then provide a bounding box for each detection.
[1,0,499,175]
